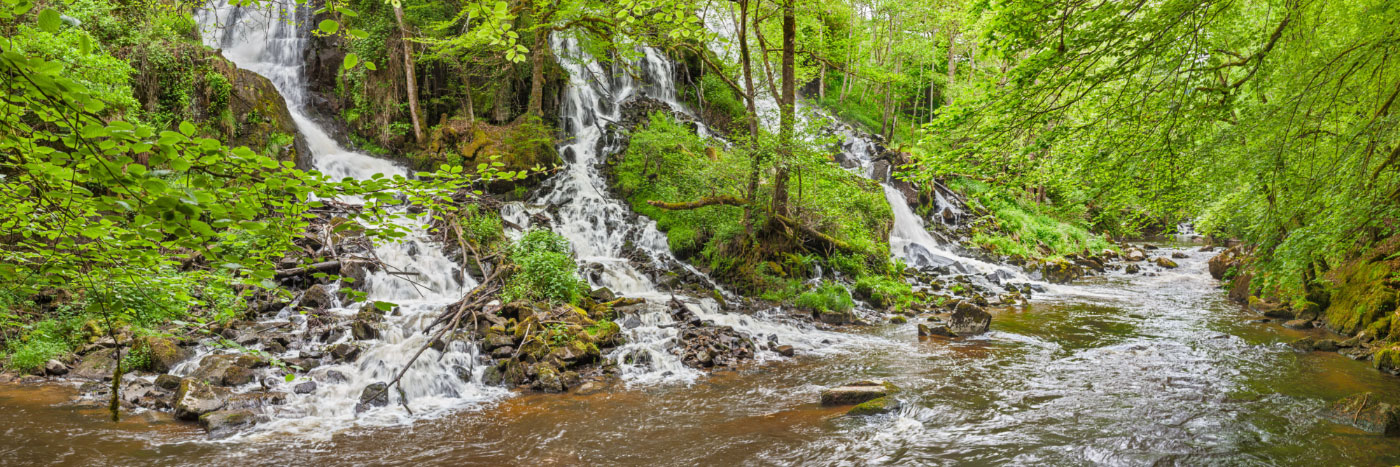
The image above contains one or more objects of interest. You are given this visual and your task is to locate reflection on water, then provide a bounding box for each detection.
[2,247,1399,465]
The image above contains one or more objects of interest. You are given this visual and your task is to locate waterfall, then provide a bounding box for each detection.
[195,0,506,437]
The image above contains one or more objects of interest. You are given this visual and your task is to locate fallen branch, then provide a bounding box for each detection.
[274,261,341,278]
[646,196,748,211]
[773,214,857,254]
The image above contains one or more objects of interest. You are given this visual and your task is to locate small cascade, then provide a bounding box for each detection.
[507,37,862,384]
[195,0,506,437]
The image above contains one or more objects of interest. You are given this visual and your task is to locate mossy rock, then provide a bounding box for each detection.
[133,336,189,373]
[847,396,901,416]
[1323,259,1398,335]
[1374,346,1400,375]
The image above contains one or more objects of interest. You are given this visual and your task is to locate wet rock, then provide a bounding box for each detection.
[482,365,503,385]
[174,379,228,420]
[1153,257,1179,269]
[134,336,190,373]
[294,381,317,394]
[574,381,606,396]
[1250,299,1294,319]
[355,382,390,413]
[71,348,117,381]
[821,380,895,406]
[919,323,956,338]
[534,364,564,393]
[300,284,334,310]
[1374,347,1400,375]
[1124,248,1147,262]
[44,359,68,376]
[815,309,856,325]
[775,345,796,357]
[1171,251,1189,259]
[491,346,515,359]
[847,396,901,416]
[321,370,349,384]
[224,392,287,410]
[351,320,379,340]
[1125,264,1141,274]
[1208,247,1242,280]
[677,325,755,369]
[948,302,991,336]
[1041,260,1083,284]
[890,315,908,324]
[199,409,261,439]
[1283,319,1314,330]
[190,354,261,386]
[589,287,616,302]
[328,343,362,362]
[1324,392,1400,435]
[155,374,182,391]
[561,371,581,390]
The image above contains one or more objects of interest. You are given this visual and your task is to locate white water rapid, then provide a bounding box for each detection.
[194,0,507,439]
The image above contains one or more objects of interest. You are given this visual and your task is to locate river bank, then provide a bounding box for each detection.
[3,245,1398,465]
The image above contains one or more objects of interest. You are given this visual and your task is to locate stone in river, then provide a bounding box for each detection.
[820,380,897,406]
[1324,392,1400,435]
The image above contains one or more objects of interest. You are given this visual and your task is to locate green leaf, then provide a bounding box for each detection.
[284,373,295,383]
[364,61,377,71]
[343,53,359,70]
[179,121,196,136]
[348,28,369,39]
[373,301,395,311]
[36,8,60,32]
[318,19,339,35]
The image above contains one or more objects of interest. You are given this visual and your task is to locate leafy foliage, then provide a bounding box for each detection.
[503,230,586,304]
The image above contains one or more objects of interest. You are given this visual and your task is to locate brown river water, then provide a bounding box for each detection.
[3,246,1399,466]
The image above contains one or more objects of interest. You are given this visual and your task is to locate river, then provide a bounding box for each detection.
[3,244,1398,465]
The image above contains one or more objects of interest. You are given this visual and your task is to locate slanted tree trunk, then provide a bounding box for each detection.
[393,3,423,142]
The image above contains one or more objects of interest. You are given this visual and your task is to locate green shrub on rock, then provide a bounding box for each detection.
[502,230,586,305]
[795,282,855,313]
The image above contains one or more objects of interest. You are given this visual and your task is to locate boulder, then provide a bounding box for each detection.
[1171,251,1189,259]
[534,364,564,393]
[775,345,796,357]
[355,382,390,413]
[1125,264,1141,274]
[815,309,855,325]
[155,374,183,391]
[1282,319,1314,330]
[71,348,117,380]
[1153,257,1179,269]
[134,336,190,373]
[300,284,333,310]
[294,380,319,394]
[948,302,991,335]
[1374,347,1400,375]
[224,392,287,411]
[1041,260,1083,284]
[328,343,362,362]
[351,320,379,340]
[1124,249,1147,262]
[820,380,895,406]
[919,323,956,338]
[174,379,228,420]
[189,354,261,386]
[199,409,261,439]
[44,359,68,376]
[847,396,901,416]
[1324,392,1400,435]
[589,288,616,302]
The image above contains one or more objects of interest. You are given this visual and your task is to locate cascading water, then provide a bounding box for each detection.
[505,37,871,384]
[193,0,506,438]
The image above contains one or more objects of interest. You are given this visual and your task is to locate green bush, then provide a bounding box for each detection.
[854,275,914,309]
[951,177,1112,261]
[461,204,504,246]
[795,281,855,313]
[503,230,585,304]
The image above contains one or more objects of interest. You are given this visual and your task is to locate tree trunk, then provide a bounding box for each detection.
[739,0,763,233]
[772,0,796,218]
[945,28,959,105]
[527,19,548,117]
[462,67,475,123]
[393,4,423,142]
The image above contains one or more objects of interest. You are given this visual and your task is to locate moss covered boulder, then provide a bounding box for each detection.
[820,380,898,406]
[1324,392,1400,435]
[132,336,189,373]
[1322,237,1399,336]
[847,396,902,416]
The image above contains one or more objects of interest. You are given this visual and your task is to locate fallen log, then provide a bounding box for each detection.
[773,214,858,254]
[646,196,747,210]
[273,261,341,278]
